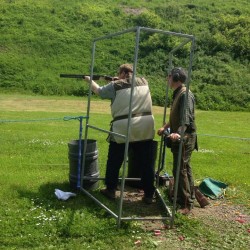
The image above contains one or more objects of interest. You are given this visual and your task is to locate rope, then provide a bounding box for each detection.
[0,117,249,141]
[197,133,250,141]
[63,116,88,121]
[0,117,63,123]
[0,116,88,123]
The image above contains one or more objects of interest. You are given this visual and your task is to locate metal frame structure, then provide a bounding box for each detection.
[79,26,195,227]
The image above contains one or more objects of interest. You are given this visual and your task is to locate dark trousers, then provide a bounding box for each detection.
[172,134,196,208]
[105,140,155,198]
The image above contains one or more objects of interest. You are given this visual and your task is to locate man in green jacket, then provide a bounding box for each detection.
[158,67,198,215]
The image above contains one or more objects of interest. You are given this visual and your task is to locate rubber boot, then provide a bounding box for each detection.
[194,186,210,208]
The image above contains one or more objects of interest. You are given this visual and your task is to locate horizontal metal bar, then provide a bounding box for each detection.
[82,177,141,181]
[121,216,171,221]
[87,124,126,138]
[93,26,194,43]
[140,26,194,39]
[94,27,137,42]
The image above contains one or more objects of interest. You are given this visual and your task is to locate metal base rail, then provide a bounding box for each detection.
[80,185,173,224]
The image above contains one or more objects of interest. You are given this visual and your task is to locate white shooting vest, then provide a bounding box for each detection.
[110,77,155,143]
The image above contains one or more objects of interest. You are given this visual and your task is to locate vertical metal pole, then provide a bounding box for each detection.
[170,37,195,227]
[186,37,195,91]
[157,53,173,174]
[117,27,141,227]
[156,58,172,186]
[77,117,83,189]
[81,41,96,188]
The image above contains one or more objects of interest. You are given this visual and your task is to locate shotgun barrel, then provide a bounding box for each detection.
[60,74,114,81]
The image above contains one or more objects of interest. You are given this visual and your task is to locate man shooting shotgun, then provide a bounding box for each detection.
[81,64,156,204]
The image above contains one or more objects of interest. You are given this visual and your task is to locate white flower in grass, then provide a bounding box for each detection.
[198,148,214,153]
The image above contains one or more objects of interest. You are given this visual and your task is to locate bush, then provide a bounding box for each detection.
[0,0,249,111]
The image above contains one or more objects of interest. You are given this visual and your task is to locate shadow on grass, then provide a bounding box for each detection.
[14,181,106,214]
[15,181,170,220]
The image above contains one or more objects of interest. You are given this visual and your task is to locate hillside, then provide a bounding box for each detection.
[0,0,249,111]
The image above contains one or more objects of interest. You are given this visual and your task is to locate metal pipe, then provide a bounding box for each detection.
[94,27,137,41]
[140,26,194,39]
[82,177,141,181]
[155,189,172,216]
[117,26,142,227]
[170,37,196,228]
[87,124,126,138]
[77,117,83,189]
[121,216,170,221]
[80,41,97,189]
[169,38,192,55]
[80,187,118,219]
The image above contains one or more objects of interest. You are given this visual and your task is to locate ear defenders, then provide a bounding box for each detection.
[171,67,187,83]
[172,67,182,82]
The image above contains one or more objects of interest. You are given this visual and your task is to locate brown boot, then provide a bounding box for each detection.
[177,207,191,215]
[100,188,116,200]
[194,186,210,208]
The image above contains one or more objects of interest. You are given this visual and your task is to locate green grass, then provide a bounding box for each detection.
[192,111,249,186]
[0,94,249,249]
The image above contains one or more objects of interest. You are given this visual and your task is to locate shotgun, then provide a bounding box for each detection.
[60,74,115,81]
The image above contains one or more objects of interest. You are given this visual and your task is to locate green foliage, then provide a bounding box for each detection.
[132,10,162,28]
[0,0,249,111]
[192,51,250,111]
[207,14,250,59]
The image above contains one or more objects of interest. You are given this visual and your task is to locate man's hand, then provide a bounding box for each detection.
[84,76,90,81]
[169,133,181,141]
[112,76,119,81]
[82,76,100,95]
[157,127,165,136]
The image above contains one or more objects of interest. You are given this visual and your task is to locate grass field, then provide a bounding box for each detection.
[0,94,249,249]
